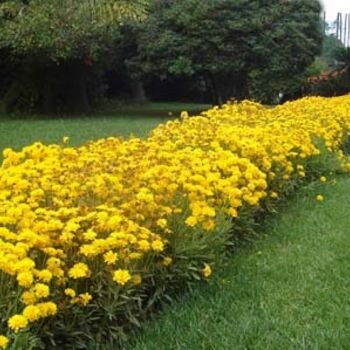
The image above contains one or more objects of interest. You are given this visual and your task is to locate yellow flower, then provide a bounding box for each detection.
[37,269,53,283]
[33,283,50,299]
[37,302,57,317]
[316,194,324,202]
[202,263,212,278]
[138,240,150,252]
[128,252,143,260]
[8,314,28,332]
[113,269,131,286]
[68,263,90,279]
[103,251,118,265]
[151,240,164,252]
[132,274,142,285]
[2,91,350,337]
[83,229,97,241]
[63,136,70,144]
[21,291,37,305]
[17,271,34,288]
[270,192,278,199]
[227,208,238,217]
[156,218,167,228]
[78,293,92,306]
[185,216,198,227]
[162,256,172,266]
[64,288,76,298]
[203,220,215,231]
[23,305,41,322]
[0,335,9,349]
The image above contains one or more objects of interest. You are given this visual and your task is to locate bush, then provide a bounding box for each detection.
[1,95,350,348]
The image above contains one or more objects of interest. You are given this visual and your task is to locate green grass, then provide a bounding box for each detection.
[125,176,350,350]
[0,102,210,155]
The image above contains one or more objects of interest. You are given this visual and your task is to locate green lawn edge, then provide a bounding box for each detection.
[0,102,209,159]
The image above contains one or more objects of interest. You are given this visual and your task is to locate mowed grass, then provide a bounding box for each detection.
[0,102,210,155]
[126,176,350,350]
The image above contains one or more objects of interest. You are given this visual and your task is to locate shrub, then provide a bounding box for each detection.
[1,95,350,348]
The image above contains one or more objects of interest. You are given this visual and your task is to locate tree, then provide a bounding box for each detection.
[0,0,148,113]
[321,34,344,68]
[131,0,323,104]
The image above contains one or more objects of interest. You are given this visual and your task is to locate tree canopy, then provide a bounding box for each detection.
[0,0,148,60]
[132,0,323,103]
[0,0,324,112]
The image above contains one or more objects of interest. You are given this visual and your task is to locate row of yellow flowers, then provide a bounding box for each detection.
[1,95,350,347]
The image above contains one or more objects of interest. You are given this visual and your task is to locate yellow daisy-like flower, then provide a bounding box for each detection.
[17,271,34,288]
[270,192,278,199]
[185,216,198,227]
[316,194,324,202]
[78,293,93,306]
[202,263,212,278]
[68,263,90,279]
[113,269,131,286]
[8,314,28,332]
[0,335,9,349]
[203,220,215,231]
[103,251,118,265]
[162,256,173,266]
[64,288,76,298]
[63,136,70,144]
[320,176,327,183]
[132,274,142,285]
[37,269,53,283]
[33,283,50,299]
[227,207,238,217]
[151,240,164,252]
[21,291,37,305]
[138,240,150,252]
[23,305,41,322]
[156,218,167,229]
[37,302,57,317]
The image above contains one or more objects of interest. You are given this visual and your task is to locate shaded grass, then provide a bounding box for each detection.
[125,176,350,350]
[0,102,209,156]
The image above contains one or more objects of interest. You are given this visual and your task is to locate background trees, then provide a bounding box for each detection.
[131,0,323,104]
[0,0,148,113]
[0,0,324,112]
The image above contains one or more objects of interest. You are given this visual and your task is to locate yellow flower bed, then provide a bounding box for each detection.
[1,95,350,347]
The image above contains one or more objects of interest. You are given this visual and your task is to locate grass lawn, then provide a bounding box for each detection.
[125,176,350,350]
[0,102,210,156]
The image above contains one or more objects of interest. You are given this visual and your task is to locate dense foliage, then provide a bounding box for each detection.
[1,94,350,348]
[0,0,323,112]
[0,0,148,60]
[0,0,148,113]
[132,0,323,104]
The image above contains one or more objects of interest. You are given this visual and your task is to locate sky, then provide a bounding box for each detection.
[321,0,350,22]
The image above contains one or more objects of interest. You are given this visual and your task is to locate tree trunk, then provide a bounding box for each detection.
[65,62,90,114]
[130,80,147,103]
[0,81,21,113]
[42,79,54,114]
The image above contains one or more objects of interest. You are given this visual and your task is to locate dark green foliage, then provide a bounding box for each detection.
[322,34,345,68]
[0,0,148,113]
[131,0,323,104]
[0,0,148,61]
